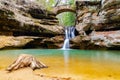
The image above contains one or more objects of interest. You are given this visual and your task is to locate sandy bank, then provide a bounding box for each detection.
[0,68,72,80]
[0,68,120,80]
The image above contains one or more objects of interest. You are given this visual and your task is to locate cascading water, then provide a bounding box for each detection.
[62,26,75,49]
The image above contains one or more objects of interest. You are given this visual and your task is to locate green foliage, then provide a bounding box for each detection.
[45,0,56,10]
[57,12,76,26]
[36,0,76,26]
[56,0,76,26]
[68,0,75,5]
[36,0,56,10]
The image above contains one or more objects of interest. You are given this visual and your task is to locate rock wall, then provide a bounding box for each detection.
[0,36,34,49]
[0,0,63,35]
[0,0,64,49]
[0,0,120,50]
[74,0,120,50]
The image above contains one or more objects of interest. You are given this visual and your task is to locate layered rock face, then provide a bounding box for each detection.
[74,0,120,50]
[0,0,63,34]
[76,0,120,32]
[0,36,34,49]
[71,31,120,50]
[1,0,120,50]
[0,0,64,49]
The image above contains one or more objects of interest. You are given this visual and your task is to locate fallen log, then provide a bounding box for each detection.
[6,54,48,71]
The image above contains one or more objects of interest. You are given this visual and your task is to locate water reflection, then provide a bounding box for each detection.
[63,50,70,64]
[0,49,120,63]
[90,51,120,63]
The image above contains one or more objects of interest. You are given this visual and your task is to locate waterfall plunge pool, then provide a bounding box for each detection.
[0,49,120,79]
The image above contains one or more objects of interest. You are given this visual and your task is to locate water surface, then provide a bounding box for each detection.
[0,49,120,79]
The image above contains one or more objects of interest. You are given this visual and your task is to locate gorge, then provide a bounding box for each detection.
[0,0,120,80]
[0,0,120,50]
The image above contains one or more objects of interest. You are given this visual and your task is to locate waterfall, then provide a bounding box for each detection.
[62,26,75,49]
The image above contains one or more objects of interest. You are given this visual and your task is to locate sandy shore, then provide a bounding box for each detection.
[0,68,73,80]
[0,68,120,80]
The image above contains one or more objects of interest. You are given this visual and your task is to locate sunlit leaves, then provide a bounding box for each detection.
[57,12,76,26]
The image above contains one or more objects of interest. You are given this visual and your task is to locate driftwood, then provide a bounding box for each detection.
[6,54,48,71]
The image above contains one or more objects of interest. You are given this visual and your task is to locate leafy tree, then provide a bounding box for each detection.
[57,12,76,26]
[56,0,76,27]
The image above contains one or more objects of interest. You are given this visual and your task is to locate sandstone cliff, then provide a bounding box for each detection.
[74,0,120,50]
[0,0,120,50]
[0,0,64,49]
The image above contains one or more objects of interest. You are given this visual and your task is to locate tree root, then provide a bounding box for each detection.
[6,54,48,71]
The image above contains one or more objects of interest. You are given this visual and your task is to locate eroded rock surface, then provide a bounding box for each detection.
[75,0,120,50]
[76,0,120,33]
[71,30,120,50]
[0,0,63,35]
[0,0,120,50]
[0,0,64,49]
[0,36,33,49]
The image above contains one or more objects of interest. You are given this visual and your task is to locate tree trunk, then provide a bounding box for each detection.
[6,54,48,71]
